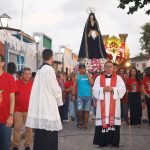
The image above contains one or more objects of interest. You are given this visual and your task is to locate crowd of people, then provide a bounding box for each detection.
[0,49,150,150]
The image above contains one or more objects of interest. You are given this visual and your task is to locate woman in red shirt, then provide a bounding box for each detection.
[118,67,128,125]
[63,76,72,122]
[126,67,142,127]
[57,72,65,122]
[142,67,150,127]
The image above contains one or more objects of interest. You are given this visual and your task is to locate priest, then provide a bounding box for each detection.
[92,61,126,147]
[26,49,63,150]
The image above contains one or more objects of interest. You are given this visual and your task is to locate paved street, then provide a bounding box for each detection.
[59,120,150,150]
[19,118,150,150]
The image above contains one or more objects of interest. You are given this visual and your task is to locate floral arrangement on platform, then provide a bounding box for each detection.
[74,58,107,73]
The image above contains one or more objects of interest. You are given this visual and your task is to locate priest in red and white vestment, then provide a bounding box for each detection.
[92,61,126,147]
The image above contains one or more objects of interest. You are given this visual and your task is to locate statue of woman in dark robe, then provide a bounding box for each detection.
[78,12,107,59]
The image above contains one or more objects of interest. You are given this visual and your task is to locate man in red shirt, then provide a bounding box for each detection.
[12,67,33,150]
[0,55,16,150]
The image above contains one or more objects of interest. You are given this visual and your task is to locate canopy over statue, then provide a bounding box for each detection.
[78,11,107,59]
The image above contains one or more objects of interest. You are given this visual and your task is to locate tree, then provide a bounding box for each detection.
[140,22,150,54]
[118,0,150,15]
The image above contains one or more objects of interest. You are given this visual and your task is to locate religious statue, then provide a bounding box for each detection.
[78,10,107,59]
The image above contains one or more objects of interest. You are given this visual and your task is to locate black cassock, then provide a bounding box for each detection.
[93,126,120,147]
[78,13,107,59]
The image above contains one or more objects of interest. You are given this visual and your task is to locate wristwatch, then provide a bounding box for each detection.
[9,113,14,117]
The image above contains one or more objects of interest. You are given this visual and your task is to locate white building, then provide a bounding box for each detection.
[0,29,38,72]
[130,54,150,72]
[53,47,78,74]
[0,30,53,72]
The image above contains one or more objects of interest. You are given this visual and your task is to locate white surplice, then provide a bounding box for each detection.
[26,64,63,131]
[92,75,126,126]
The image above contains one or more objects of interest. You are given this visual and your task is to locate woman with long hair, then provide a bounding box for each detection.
[57,72,65,121]
[126,67,142,127]
[142,67,150,127]
[118,67,128,125]
[7,62,17,80]
[63,75,72,123]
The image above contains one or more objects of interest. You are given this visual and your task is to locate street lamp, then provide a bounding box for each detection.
[58,50,64,72]
[0,13,11,28]
[34,34,41,44]
[59,46,66,72]
[33,33,41,69]
[0,13,11,71]
[125,61,131,68]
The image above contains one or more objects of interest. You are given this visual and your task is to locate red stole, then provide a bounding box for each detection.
[100,73,117,131]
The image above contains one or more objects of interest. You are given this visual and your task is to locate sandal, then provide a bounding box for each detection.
[77,123,82,129]
[136,125,141,128]
[83,125,88,130]
[130,125,135,128]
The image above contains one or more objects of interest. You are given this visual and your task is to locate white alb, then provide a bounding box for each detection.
[26,64,63,131]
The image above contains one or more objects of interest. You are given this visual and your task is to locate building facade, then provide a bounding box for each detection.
[53,47,78,74]
[0,30,53,72]
[33,32,52,68]
[0,30,37,72]
[130,54,150,72]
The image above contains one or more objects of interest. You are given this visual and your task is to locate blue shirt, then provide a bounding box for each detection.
[77,73,92,97]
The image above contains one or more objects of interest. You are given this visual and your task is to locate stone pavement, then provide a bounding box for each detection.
[20,119,150,150]
[59,120,150,150]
